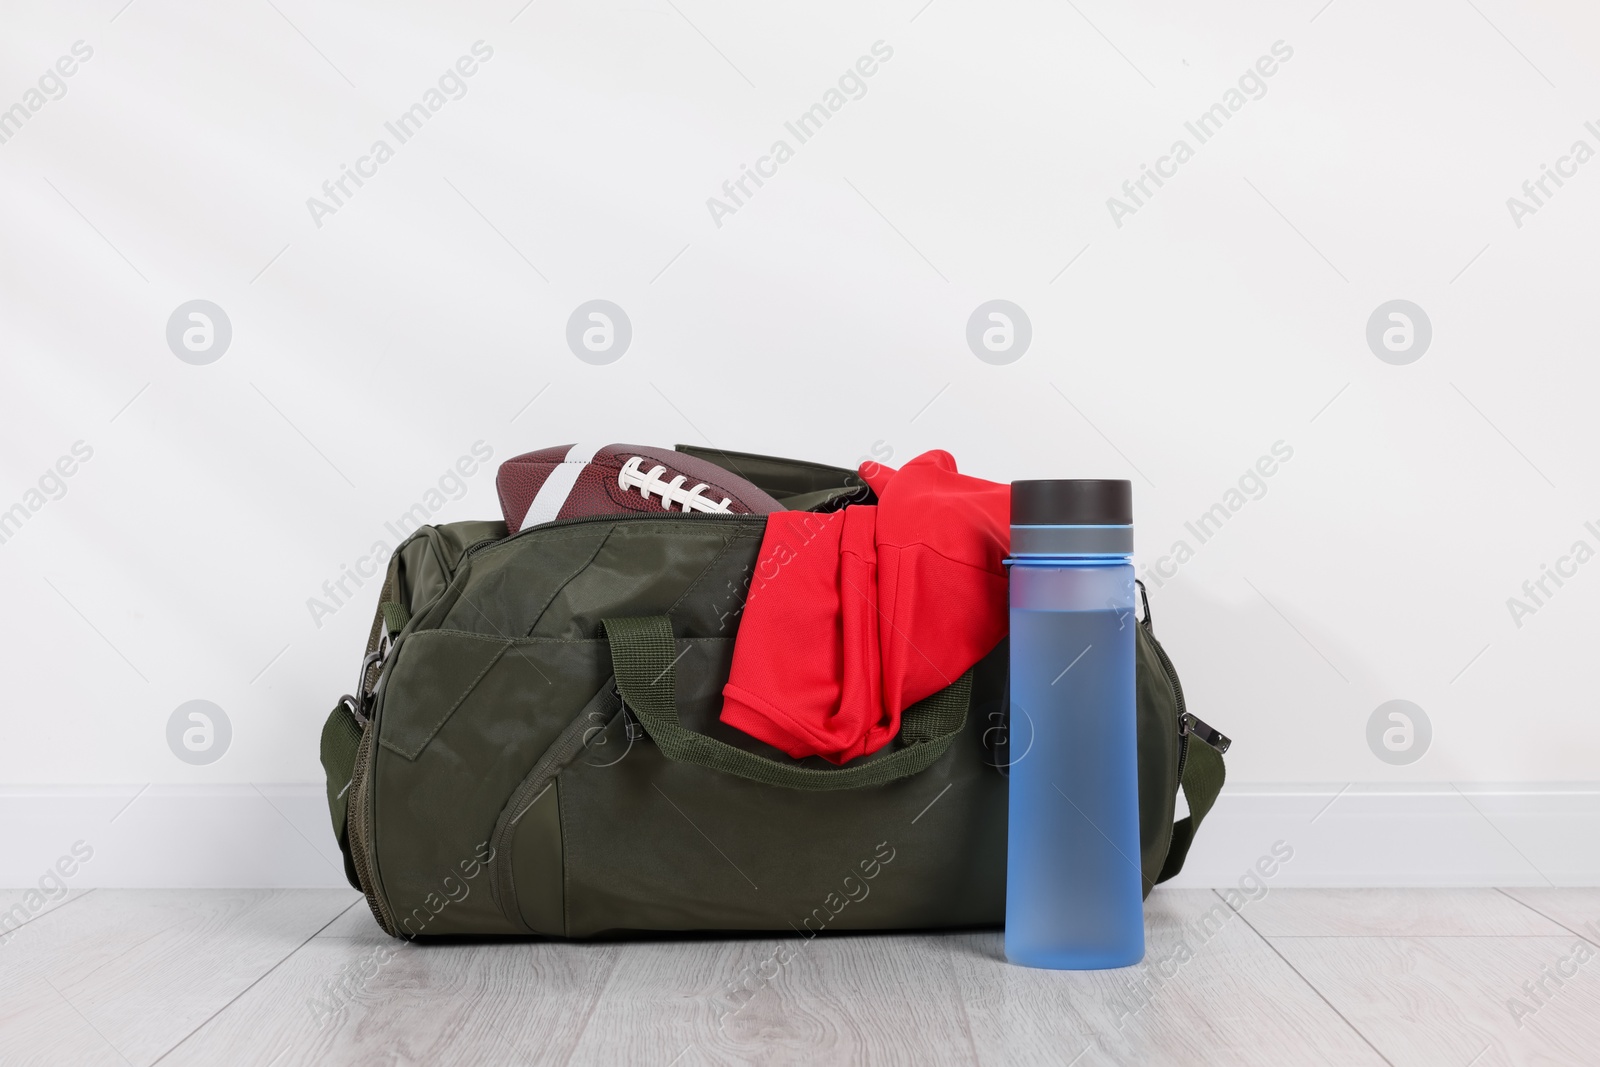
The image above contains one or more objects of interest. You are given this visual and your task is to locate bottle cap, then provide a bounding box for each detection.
[1011,479,1132,526]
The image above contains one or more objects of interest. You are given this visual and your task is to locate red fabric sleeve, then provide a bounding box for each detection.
[719,507,883,761]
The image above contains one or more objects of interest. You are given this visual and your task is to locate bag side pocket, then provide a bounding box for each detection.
[488,680,625,934]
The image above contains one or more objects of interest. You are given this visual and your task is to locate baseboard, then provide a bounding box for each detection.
[2,783,1597,889]
[0,785,350,891]
[1162,783,1600,889]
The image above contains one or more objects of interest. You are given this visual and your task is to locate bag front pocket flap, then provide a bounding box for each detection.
[379,631,513,760]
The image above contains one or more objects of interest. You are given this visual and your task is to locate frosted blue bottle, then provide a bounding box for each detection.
[1005,479,1144,969]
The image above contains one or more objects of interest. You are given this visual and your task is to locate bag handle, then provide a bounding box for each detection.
[600,615,970,791]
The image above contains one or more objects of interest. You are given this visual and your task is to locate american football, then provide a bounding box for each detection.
[496,443,784,532]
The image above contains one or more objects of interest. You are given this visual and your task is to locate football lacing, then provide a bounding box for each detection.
[618,456,733,513]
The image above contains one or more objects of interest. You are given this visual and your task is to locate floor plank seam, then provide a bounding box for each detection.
[42,972,140,1067]
[1494,887,1600,946]
[21,890,1599,1065]
[146,896,364,1066]
[1215,890,1398,1067]
[0,886,98,942]
[68,917,184,992]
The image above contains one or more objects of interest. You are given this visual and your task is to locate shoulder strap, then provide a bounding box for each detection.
[1157,739,1225,884]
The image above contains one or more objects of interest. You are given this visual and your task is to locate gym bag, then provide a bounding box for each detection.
[318,446,1230,939]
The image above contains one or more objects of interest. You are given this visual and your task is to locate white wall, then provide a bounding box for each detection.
[2,0,1597,885]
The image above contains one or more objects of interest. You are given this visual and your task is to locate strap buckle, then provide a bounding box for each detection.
[1180,711,1231,754]
[344,645,390,727]
[336,692,367,729]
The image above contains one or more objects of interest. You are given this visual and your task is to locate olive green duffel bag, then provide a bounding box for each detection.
[319,447,1229,939]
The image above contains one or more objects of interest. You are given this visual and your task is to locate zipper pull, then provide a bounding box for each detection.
[1180,712,1231,754]
[609,683,645,741]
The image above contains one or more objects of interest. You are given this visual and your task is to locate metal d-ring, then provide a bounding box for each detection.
[350,647,386,724]
[337,692,367,729]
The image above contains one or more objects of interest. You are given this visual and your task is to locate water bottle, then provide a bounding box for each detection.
[1004,479,1144,969]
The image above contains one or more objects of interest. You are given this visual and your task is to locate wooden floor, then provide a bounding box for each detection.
[1,888,1597,1066]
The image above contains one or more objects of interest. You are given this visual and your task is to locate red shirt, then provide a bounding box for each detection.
[720,451,1009,763]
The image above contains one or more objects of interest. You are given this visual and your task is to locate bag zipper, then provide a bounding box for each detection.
[464,510,763,559]
[345,604,401,936]
[346,720,398,936]
[1180,710,1231,754]
[1136,579,1228,797]
[1142,616,1230,815]
[488,681,626,928]
[1145,619,1194,793]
